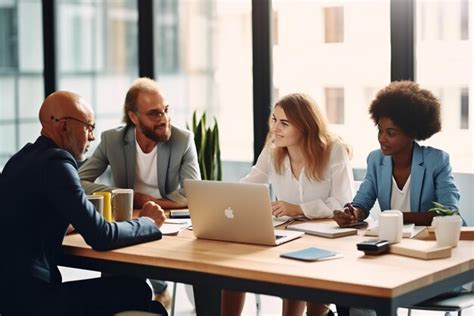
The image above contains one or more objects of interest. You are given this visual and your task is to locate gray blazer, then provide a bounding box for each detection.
[79,125,201,203]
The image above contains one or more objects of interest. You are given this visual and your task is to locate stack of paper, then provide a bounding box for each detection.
[160,219,192,236]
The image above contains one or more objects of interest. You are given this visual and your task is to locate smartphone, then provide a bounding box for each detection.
[169,209,190,219]
[356,239,389,255]
[339,221,368,229]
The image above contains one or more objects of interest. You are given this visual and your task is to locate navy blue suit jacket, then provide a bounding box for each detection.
[353,142,460,216]
[0,136,161,289]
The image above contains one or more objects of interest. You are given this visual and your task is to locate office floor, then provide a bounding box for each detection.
[59,266,472,316]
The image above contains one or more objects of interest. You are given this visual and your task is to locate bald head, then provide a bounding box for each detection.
[39,91,92,127]
[39,91,95,160]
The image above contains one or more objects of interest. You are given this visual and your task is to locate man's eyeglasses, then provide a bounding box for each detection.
[136,105,170,120]
[51,116,96,133]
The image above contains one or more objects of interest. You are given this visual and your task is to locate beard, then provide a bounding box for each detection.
[138,118,171,143]
[65,131,87,162]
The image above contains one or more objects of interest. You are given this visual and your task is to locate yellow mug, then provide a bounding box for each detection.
[92,192,112,222]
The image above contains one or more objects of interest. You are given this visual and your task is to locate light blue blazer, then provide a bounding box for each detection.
[353,142,460,217]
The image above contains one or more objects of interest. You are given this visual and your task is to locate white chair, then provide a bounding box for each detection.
[405,292,474,316]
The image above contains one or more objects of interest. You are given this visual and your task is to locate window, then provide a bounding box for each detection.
[273,0,391,168]
[155,0,179,73]
[460,87,469,130]
[416,0,472,172]
[56,0,139,155]
[419,0,469,41]
[0,0,44,170]
[460,0,469,40]
[324,6,344,43]
[0,6,17,69]
[325,87,344,124]
[153,0,253,162]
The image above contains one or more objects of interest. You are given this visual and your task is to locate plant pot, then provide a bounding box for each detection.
[432,215,462,247]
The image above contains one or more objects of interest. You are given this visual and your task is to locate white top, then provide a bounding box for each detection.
[134,140,162,199]
[241,142,355,219]
[390,175,411,212]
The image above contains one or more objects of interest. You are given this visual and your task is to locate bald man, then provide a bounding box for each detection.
[0,91,168,315]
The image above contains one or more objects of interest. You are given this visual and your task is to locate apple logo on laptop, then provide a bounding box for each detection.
[224,207,235,219]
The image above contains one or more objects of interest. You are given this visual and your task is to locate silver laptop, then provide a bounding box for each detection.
[184,180,304,246]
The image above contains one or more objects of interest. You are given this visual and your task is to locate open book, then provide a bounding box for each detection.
[160,219,192,236]
[365,223,428,238]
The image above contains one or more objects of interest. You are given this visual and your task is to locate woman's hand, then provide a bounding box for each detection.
[333,208,356,227]
[333,204,365,227]
[139,201,166,228]
[271,201,303,217]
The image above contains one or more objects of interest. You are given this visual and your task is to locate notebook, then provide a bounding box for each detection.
[280,247,343,262]
[365,223,428,238]
[184,180,304,246]
[287,222,358,238]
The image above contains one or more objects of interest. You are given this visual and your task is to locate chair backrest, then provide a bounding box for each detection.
[408,292,474,312]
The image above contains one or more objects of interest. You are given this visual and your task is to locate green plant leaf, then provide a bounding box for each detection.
[428,201,459,216]
[187,110,222,181]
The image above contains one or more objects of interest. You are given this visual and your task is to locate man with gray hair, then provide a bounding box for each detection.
[79,77,201,307]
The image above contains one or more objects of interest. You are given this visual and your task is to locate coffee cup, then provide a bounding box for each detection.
[378,210,403,244]
[86,194,103,216]
[93,191,112,222]
[112,189,134,222]
[433,215,462,247]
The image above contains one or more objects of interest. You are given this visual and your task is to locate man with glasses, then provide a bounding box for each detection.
[78,77,201,307]
[0,91,168,315]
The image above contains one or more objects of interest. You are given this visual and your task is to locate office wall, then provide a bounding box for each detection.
[454,173,474,226]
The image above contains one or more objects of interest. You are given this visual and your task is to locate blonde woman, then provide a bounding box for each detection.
[221,93,355,316]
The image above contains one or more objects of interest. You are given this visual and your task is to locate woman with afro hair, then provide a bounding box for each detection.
[334,80,460,228]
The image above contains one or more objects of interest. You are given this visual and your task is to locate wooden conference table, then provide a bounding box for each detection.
[60,223,473,316]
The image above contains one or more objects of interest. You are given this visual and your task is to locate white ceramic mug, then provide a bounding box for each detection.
[87,194,103,216]
[433,215,462,247]
[111,189,134,221]
[378,210,403,244]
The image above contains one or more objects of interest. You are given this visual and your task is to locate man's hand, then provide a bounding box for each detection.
[134,192,186,209]
[271,201,303,217]
[134,192,156,209]
[139,201,166,228]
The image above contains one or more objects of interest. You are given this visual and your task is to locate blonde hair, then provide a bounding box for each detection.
[266,93,350,181]
[123,77,162,126]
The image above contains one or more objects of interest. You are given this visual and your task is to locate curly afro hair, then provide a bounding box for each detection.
[369,81,441,140]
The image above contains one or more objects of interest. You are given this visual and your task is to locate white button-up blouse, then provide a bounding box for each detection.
[241,141,355,219]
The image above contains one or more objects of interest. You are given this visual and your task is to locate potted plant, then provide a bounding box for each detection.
[187,111,222,181]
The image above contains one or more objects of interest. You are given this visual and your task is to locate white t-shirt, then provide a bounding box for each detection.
[390,175,411,212]
[134,140,162,199]
[241,142,355,219]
